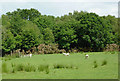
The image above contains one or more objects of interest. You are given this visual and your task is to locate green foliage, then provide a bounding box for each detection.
[2,8,118,55]
[21,21,43,51]
[73,12,115,51]
[43,28,55,44]
[2,27,16,53]
[54,21,77,50]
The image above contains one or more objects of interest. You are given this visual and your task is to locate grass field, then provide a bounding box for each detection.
[2,52,118,79]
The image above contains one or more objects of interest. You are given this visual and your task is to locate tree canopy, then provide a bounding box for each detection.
[1,8,118,54]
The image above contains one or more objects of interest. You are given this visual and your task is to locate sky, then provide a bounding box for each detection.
[0,0,119,17]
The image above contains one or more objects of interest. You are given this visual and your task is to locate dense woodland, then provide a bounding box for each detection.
[0,8,119,56]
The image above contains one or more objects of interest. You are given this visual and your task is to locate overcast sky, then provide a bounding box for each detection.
[0,0,119,17]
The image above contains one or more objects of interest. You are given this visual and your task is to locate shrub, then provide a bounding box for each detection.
[110,51,116,54]
[59,49,66,53]
[101,60,107,66]
[104,44,119,52]
[2,62,9,73]
[71,48,78,53]
[37,44,66,54]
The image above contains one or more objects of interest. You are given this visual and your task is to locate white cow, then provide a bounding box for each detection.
[23,54,32,58]
[63,53,70,56]
[29,54,32,58]
[63,53,66,55]
[85,54,89,59]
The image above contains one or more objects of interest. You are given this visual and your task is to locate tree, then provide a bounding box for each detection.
[43,28,55,44]
[54,21,77,50]
[74,12,114,51]
[20,21,43,51]
[33,15,55,33]
[2,26,16,54]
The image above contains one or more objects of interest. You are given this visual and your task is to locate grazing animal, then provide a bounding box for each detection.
[85,54,89,59]
[63,53,66,55]
[29,54,32,58]
[22,54,32,58]
[63,53,70,56]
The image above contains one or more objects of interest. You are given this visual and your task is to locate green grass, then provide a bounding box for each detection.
[0,60,2,80]
[2,52,118,79]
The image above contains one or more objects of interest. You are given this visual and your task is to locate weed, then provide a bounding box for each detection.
[94,63,98,68]
[94,60,97,64]
[101,60,107,66]
[93,60,98,68]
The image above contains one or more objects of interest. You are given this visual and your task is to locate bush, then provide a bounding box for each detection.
[101,60,107,66]
[37,44,66,54]
[71,48,78,53]
[104,44,119,52]
[110,51,116,54]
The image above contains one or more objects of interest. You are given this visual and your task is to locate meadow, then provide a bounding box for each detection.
[2,52,118,79]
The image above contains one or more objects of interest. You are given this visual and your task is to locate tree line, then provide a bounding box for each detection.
[1,8,119,55]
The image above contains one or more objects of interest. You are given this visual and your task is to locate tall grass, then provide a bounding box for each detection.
[38,64,49,74]
[11,63,36,73]
[25,63,36,72]
[53,63,78,69]
[16,63,25,71]
[93,60,98,68]
[101,60,107,66]
[2,62,9,73]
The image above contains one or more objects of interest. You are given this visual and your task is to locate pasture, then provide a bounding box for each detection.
[2,52,118,79]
